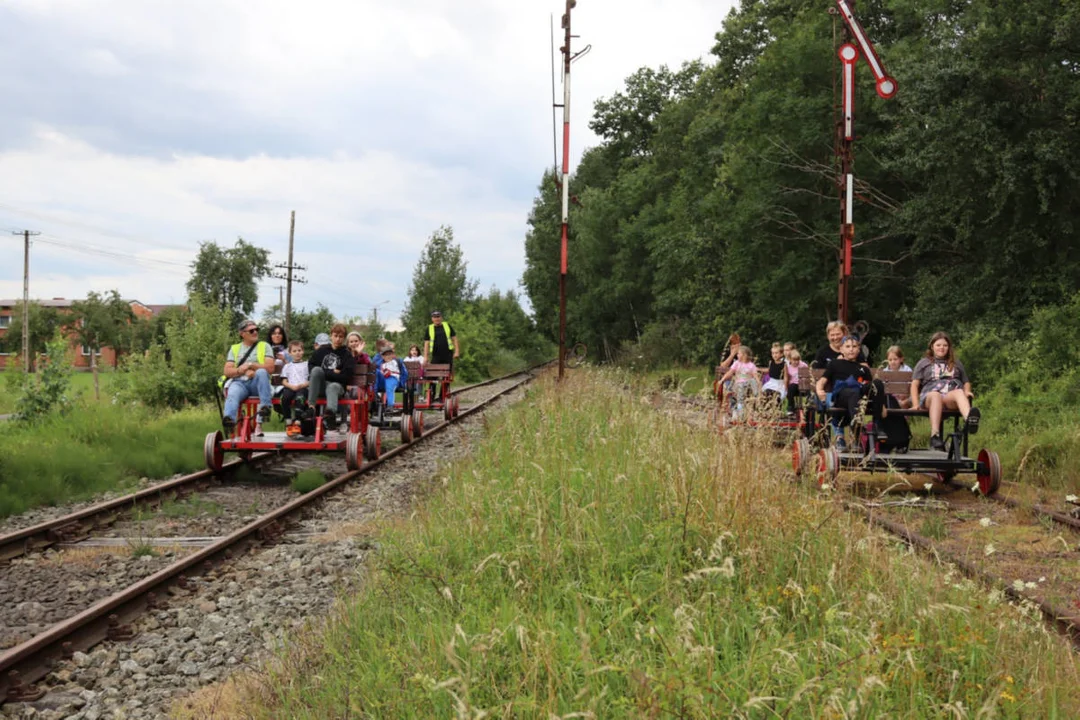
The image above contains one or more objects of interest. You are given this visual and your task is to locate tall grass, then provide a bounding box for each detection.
[243,369,1080,717]
[0,402,218,518]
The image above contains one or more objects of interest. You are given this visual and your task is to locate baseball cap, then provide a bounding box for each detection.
[314,333,331,346]
[380,346,394,356]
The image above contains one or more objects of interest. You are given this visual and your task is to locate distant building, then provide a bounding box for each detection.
[0,298,185,370]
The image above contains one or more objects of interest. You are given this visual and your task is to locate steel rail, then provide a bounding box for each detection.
[848,501,1080,649]
[0,365,547,564]
[0,367,542,702]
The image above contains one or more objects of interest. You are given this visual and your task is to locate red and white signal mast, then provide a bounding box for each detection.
[833,0,896,326]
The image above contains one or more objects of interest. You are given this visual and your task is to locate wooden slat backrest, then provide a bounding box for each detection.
[873,369,913,395]
[424,363,452,380]
[402,358,423,385]
[354,363,373,387]
[797,365,814,392]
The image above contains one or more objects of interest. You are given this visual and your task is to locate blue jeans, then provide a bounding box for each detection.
[223,369,272,421]
[380,376,400,407]
[814,392,841,436]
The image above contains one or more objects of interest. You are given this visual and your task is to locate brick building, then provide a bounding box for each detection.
[0,298,183,370]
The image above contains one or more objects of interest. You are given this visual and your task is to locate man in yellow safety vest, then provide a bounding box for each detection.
[423,310,459,367]
[221,319,277,437]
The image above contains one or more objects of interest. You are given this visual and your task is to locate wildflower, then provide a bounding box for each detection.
[1067,495,1078,503]
[979,517,992,528]
[971,481,980,493]
[923,483,934,492]
[1039,576,1046,583]
[821,483,832,491]
[1005,675,1014,684]
[1012,580,1026,592]
[1025,581,1037,590]
[1001,690,1016,702]
[984,544,996,556]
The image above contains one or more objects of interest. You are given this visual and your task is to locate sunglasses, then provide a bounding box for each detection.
[243,327,258,334]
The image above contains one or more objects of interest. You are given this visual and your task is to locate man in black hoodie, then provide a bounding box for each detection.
[307,323,356,430]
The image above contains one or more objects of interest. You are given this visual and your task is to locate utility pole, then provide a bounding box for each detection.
[276,285,285,311]
[272,211,306,336]
[12,230,40,373]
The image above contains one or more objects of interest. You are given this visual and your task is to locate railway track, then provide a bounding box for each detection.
[803,466,1080,649]
[671,392,1080,651]
[0,365,545,705]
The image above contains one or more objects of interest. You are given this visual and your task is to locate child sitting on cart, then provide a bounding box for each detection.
[280,341,310,438]
[718,346,760,418]
[378,345,409,413]
[815,335,886,451]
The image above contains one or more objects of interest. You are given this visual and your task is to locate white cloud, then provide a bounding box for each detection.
[0,0,736,327]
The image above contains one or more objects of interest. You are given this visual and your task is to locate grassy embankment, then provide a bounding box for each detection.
[227,369,1080,718]
[0,400,220,519]
[0,370,121,415]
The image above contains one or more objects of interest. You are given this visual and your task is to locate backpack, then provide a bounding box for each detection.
[876,395,911,453]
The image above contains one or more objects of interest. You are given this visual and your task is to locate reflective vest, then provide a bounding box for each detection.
[428,322,453,347]
[219,341,270,388]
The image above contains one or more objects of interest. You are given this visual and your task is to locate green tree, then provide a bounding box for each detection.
[287,304,337,347]
[0,302,63,369]
[118,298,234,408]
[402,226,478,341]
[186,238,271,326]
[70,290,136,399]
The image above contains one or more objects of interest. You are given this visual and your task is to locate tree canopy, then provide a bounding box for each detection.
[401,226,478,340]
[186,238,271,327]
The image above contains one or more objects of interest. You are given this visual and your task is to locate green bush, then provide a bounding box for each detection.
[115,297,233,408]
[10,334,74,425]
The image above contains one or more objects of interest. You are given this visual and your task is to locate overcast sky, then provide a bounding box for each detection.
[0,0,735,329]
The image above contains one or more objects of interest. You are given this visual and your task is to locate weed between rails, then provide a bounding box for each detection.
[228,369,1080,718]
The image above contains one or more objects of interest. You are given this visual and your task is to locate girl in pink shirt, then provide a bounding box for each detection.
[785,348,808,414]
[719,346,760,415]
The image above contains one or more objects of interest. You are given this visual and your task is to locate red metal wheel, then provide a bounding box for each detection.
[977,449,1002,496]
[444,399,453,421]
[204,431,224,471]
[792,438,811,476]
[400,416,414,444]
[365,425,381,460]
[816,448,839,488]
[453,396,461,417]
[345,432,362,471]
[412,410,424,436]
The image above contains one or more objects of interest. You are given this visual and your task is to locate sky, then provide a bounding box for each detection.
[0,0,736,330]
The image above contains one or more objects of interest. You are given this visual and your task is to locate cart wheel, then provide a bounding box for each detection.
[400,415,414,444]
[792,438,812,477]
[444,399,454,421]
[816,448,840,487]
[345,432,362,471]
[365,425,381,460]
[412,410,424,437]
[977,449,1001,496]
[451,396,460,418]
[204,431,224,471]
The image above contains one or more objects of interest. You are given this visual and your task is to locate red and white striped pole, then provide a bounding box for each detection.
[557,0,576,381]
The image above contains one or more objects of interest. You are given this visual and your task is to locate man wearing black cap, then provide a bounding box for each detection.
[423,310,458,368]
